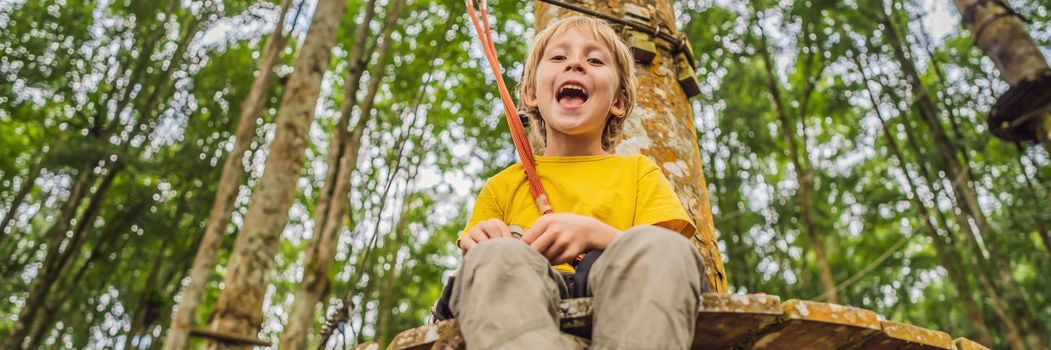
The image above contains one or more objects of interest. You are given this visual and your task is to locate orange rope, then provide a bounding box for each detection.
[465,0,553,215]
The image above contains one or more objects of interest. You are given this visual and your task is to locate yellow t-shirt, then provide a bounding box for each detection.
[461,154,696,271]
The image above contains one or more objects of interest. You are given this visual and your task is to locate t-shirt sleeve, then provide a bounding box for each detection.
[460,180,503,241]
[634,157,697,237]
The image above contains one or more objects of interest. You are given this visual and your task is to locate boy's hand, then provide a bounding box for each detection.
[522,213,622,265]
[459,218,514,253]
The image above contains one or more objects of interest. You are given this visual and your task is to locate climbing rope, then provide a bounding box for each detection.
[465,0,553,215]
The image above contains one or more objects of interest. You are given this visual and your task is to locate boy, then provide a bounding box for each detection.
[450,16,708,349]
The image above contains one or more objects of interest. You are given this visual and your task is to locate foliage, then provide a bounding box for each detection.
[0,0,1048,348]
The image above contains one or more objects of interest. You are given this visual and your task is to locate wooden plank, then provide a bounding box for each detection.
[952,337,991,350]
[386,319,463,350]
[387,296,976,350]
[559,298,593,338]
[693,293,782,349]
[353,342,380,350]
[856,320,953,350]
[189,327,271,346]
[747,300,882,349]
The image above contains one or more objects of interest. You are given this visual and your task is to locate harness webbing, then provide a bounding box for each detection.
[465,0,553,215]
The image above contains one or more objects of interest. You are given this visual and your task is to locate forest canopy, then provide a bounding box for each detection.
[0,0,1049,349]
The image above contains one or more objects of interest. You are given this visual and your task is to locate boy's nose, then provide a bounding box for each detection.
[563,58,584,73]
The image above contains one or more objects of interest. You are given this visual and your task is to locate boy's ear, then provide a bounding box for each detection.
[610,90,628,117]
[523,85,539,108]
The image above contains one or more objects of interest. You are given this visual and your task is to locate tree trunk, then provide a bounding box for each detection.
[162,1,294,348]
[205,0,348,348]
[534,0,726,292]
[951,0,1049,86]
[278,0,397,346]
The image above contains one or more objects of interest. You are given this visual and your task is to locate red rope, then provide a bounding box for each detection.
[465,0,553,215]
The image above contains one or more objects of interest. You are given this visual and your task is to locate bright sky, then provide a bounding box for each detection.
[921,0,959,40]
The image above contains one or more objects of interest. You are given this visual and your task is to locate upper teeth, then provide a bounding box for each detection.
[560,84,585,94]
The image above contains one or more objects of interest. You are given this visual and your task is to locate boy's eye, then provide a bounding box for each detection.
[551,55,566,61]
[587,58,604,65]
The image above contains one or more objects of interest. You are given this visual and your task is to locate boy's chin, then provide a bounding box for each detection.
[544,106,600,122]
[545,117,603,136]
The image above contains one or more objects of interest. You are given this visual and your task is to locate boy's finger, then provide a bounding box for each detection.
[553,251,577,265]
[543,237,572,261]
[528,229,555,255]
[470,229,490,243]
[485,220,511,238]
[497,223,513,238]
[460,237,477,252]
[522,218,550,244]
[482,221,509,239]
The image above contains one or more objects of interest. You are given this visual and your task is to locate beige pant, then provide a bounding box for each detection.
[450,226,706,350]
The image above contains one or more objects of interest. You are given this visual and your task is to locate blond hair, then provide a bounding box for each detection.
[516,16,637,151]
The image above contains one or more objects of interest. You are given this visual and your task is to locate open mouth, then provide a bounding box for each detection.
[556,82,589,108]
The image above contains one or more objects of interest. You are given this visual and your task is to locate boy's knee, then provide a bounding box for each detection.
[614,226,705,269]
[622,226,694,253]
[611,226,707,289]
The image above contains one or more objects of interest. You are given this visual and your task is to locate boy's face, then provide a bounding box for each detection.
[526,27,626,141]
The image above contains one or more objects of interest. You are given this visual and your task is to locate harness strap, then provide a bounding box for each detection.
[465,0,553,215]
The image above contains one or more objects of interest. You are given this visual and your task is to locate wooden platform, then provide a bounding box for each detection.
[383,293,990,350]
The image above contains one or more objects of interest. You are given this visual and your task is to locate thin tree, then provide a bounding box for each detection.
[162,0,297,348]
[278,0,405,346]
[204,0,348,347]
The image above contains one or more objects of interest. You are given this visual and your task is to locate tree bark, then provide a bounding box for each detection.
[162,1,294,348]
[205,0,348,348]
[278,0,397,346]
[534,0,727,292]
[951,0,1049,86]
